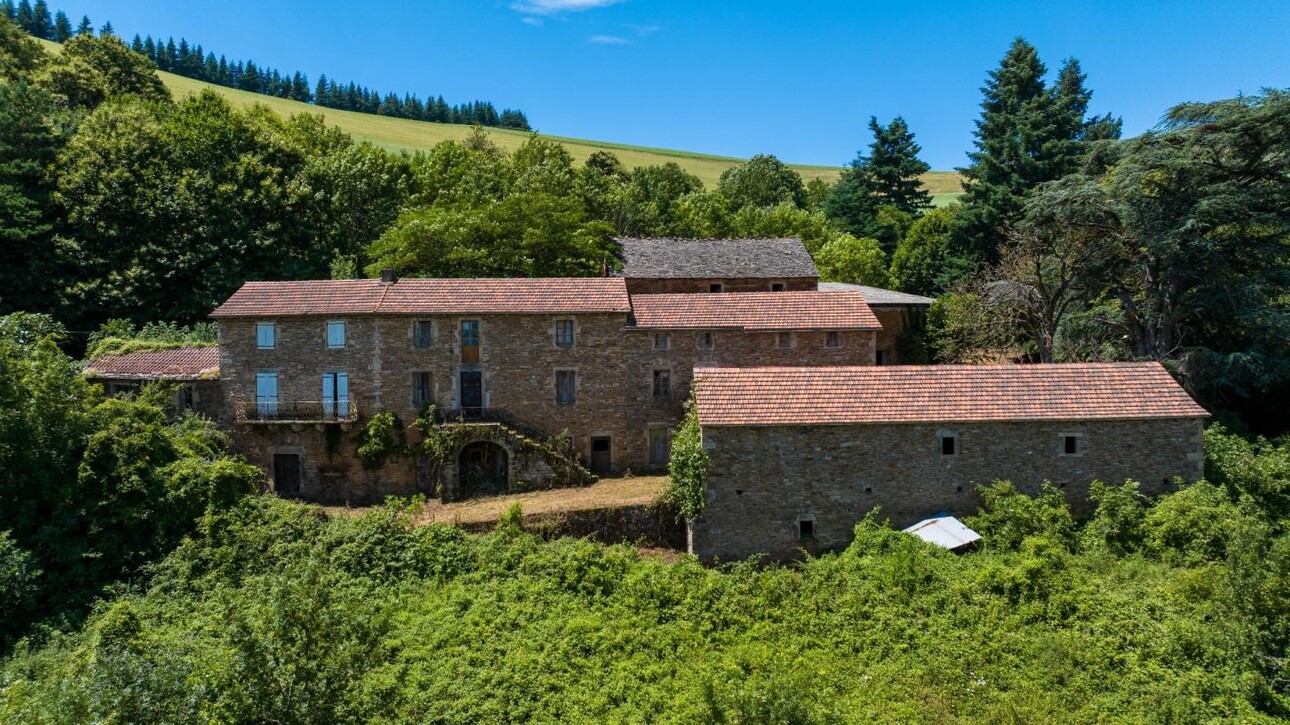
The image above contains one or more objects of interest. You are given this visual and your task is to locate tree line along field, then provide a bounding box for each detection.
[33,37,964,199]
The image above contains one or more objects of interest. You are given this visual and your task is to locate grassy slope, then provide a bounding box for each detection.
[38,37,964,200]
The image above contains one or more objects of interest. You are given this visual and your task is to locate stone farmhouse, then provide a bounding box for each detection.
[85,236,1208,559]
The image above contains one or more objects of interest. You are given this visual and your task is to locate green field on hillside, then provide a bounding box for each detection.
[37,38,963,200]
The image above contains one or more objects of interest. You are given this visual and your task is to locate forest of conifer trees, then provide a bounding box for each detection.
[0,0,532,129]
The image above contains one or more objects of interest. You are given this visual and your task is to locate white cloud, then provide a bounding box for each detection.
[512,0,626,15]
[588,34,630,45]
[521,16,544,26]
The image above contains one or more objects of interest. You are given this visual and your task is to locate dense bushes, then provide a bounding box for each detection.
[2,426,1289,722]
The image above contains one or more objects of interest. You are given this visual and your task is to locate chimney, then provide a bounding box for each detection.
[380,269,398,284]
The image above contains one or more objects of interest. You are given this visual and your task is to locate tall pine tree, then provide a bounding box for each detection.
[51,9,69,41]
[825,116,931,249]
[949,38,1117,265]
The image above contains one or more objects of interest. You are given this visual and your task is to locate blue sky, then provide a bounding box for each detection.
[55,1,1290,169]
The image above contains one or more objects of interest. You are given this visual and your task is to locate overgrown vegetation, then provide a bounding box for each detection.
[1,423,1288,721]
[84,318,216,359]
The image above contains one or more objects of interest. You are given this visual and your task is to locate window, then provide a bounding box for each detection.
[876,349,888,365]
[797,517,815,541]
[1061,434,1083,456]
[321,371,349,419]
[461,320,480,363]
[326,320,346,349]
[941,434,958,456]
[175,386,195,412]
[555,319,575,348]
[653,332,671,351]
[709,283,723,293]
[648,427,671,466]
[255,372,279,418]
[777,332,792,350]
[412,320,433,349]
[412,372,433,408]
[555,370,577,405]
[697,331,714,350]
[256,322,276,349]
[652,369,671,397]
[825,331,841,348]
[770,282,785,292]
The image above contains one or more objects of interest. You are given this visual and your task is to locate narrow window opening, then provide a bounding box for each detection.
[554,319,575,348]
[825,331,841,348]
[697,331,714,350]
[653,332,670,350]
[709,283,723,293]
[770,282,785,292]
[1063,435,1080,455]
[555,370,577,405]
[652,369,671,397]
[876,349,888,365]
[777,332,792,350]
[326,320,346,349]
[412,372,433,408]
[412,320,433,349]
[461,320,480,363]
[941,435,958,456]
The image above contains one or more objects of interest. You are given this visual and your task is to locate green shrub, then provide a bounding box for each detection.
[355,412,409,470]
[661,399,708,520]
[1142,481,1252,565]
[966,481,1076,551]
[1080,480,1148,555]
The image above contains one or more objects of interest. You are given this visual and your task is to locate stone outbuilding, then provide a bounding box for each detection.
[84,345,222,419]
[688,362,1208,561]
[819,282,933,364]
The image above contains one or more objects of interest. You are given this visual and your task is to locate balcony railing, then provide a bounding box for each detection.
[237,400,359,424]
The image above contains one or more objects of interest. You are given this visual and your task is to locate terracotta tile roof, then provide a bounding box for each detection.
[86,346,220,381]
[693,363,1207,426]
[616,237,819,279]
[818,282,935,306]
[210,278,631,318]
[629,290,882,331]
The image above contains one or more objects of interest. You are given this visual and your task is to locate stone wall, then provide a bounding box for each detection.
[690,417,1206,561]
[621,328,877,472]
[220,312,637,499]
[624,276,817,295]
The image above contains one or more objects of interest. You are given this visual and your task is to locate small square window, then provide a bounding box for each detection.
[770,282,785,292]
[1062,435,1082,456]
[941,435,958,456]
[709,283,723,293]
[652,369,671,397]
[555,370,577,404]
[697,331,714,350]
[825,331,841,348]
[256,322,276,349]
[777,332,792,350]
[326,320,346,349]
[555,319,575,348]
[412,320,433,349]
[797,518,815,540]
[653,332,671,351]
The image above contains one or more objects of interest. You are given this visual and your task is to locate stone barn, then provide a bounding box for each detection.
[688,362,1208,560]
[84,346,223,420]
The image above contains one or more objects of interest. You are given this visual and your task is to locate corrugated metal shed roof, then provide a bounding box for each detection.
[902,515,981,550]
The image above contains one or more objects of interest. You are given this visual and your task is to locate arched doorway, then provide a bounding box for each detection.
[458,441,509,497]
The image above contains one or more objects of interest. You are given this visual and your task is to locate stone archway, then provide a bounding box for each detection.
[458,440,510,498]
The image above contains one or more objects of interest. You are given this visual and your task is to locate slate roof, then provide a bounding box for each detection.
[210,278,632,318]
[86,346,220,381]
[818,282,934,306]
[693,362,1207,426]
[616,237,819,279]
[629,291,881,331]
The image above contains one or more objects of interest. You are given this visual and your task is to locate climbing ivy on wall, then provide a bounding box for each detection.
[662,397,708,520]
[356,413,410,470]
[414,406,472,472]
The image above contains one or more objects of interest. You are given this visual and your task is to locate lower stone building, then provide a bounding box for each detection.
[85,346,223,419]
[688,363,1208,560]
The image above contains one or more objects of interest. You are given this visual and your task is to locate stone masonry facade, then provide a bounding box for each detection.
[690,418,1206,560]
